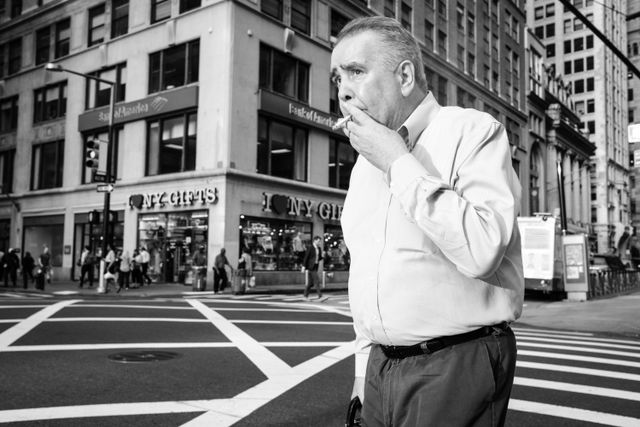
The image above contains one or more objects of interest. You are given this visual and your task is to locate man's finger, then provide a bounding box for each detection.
[341,103,369,124]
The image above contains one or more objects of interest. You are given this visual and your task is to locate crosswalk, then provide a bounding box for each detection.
[509,327,640,426]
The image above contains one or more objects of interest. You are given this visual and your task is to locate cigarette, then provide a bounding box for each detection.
[332,115,352,131]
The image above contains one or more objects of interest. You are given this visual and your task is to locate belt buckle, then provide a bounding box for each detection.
[419,339,445,354]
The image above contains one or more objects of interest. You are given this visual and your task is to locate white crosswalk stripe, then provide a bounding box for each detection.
[510,327,640,426]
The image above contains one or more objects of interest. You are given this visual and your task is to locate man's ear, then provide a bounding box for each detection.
[397,60,416,97]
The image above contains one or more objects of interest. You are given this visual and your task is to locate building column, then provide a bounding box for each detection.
[563,152,572,221]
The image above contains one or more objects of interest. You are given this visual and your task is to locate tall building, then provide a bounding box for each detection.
[527,0,630,254]
[0,0,527,286]
[627,1,640,238]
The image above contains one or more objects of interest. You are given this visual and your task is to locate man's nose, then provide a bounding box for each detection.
[338,83,353,103]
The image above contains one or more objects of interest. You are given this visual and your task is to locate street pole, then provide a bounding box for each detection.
[44,63,115,293]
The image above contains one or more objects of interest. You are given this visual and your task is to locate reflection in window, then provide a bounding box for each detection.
[88,4,106,46]
[151,0,171,23]
[259,44,309,102]
[85,63,126,109]
[149,40,199,93]
[111,0,129,38]
[324,225,349,271]
[31,140,64,190]
[257,115,307,181]
[55,19,70,58]
[147,112,197,175]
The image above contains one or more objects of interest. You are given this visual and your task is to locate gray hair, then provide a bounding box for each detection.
[335,16,428,92]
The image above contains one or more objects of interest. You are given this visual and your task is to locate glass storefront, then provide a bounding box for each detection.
[239,215,312,271]
[138,210,208,283]
[324,225,349,271]
[23,215,64,267]
[72,210,124,279]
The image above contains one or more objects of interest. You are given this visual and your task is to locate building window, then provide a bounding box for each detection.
[587,98,595,113]
[55,18,70,59]
[259,44,309,103]
[438,0,447,17]
[330,9,350,38]
[111,0,129,38]
[31,140,64,190]
[587,120,595,134]
[329,137,357,190]
[630,109,635,123]
[0,96,18,133]
[8,38,21,75]
[564,40,572,54]
[586,77,594,91]
[82,127,123,184]
[257,115,307,181]
[564,60,572,74]
[545,23,555,38]
[546,43,555,58]
[574,79,584,94]
[437,75,448,104]
[575,100,584,115]
[291,0,311,35]
[574,18,583,31]
[0,44,5,78]
[34,81,67,123]
[400,1,412,31]
[10,0,21,18]
[424,19,434,50]
[85,63,126,109]
[384,0,395,17]
[0,150,14,194]
[586,56,594,70]
[574,37,584,51]
[437,30,447,57]
[239,216,312,272]
[534,6,543,19]
[179,0,201,14]
[586,35,593,49]
[151,0,171,23]
[534,26,544,39]
[35,27,50,65]
[147,112,197,176]
[467,12,475,39]
[468,53,475,78]
[564,19,571,33]
[148,39,199,93]
[574,58,584,73]
[261,0,283,21]
[88,4,106,47]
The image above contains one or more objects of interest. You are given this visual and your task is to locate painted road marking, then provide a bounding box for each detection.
[513,327,594,336]
[514,377,640,401]
[187,299,290,379]
[516,330,640,347]
[509,399,639,427]
[517,361,640,382]
[0,300,79,349]
[518,342,640,359]
[518,350,640,368]
[518,336,640,351]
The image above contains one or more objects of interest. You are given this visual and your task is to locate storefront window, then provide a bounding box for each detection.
[324,225,349,271]
[240,215,311,271]
[138,210,207,283]
[23,215,64,267]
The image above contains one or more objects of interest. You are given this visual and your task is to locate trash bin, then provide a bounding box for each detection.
[192,267,206,291]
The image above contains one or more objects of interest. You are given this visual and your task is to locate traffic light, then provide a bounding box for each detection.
[86,139,101,170]
[85,138,108,173]
[89,209,101,224]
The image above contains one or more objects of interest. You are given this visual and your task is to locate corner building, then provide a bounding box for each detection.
[0,0,527,287]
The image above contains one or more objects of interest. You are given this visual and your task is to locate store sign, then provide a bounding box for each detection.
[78,86,198,132]
[262,192,343,221]
[260,90,344,135]
[129,188,218,209]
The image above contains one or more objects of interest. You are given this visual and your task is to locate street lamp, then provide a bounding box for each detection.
[45,62,116,294]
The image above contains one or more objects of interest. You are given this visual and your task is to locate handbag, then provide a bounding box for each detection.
[248,276,256,288]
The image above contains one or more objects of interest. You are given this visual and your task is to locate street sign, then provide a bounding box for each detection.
[93,173,115,183]
[96,184,114,193]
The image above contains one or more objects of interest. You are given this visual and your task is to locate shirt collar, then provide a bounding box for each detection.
[397,91,441,152]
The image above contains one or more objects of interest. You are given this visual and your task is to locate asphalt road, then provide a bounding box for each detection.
[0,292,639,426]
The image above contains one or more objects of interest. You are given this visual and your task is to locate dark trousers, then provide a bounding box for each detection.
[141,263,151,284]
[213,268,228,292]
[303,265,322,298]
[79,264,94,288]
[4,269,17,287]
[362,326,517,427]
[118,271,130,289]
[22,269,33,289]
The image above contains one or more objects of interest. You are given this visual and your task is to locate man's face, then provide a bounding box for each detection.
[330,31,404,129]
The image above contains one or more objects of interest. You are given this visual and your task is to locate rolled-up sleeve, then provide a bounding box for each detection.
[389,122,519,279]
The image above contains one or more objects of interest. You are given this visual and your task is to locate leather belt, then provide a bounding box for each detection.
[381,322,510,359]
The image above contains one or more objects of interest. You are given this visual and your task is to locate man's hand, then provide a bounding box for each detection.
[341,103,408,172]
[352,376,365,403]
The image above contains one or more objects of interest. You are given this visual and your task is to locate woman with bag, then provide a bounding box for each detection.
[103,244,117,293]
[234,249,252,295]
[117,250,131,292]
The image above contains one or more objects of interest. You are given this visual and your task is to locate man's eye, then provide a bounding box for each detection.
[349,69,362,77]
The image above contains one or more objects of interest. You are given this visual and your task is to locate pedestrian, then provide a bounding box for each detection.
[131,249,143,288]
[78,246,95,288]
[2,248,20,288]
[192,245,207,290]
[331,17,524,426]
[38,244,52,284]
[139,246,152,285]
[21,251,35,289]
[301,236,324,299]
[103,244,117,292]
[213,248,233,294]
[235,248,252,295]
[118,250,131,291]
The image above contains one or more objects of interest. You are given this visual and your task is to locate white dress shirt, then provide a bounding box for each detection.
[341,92,524,377]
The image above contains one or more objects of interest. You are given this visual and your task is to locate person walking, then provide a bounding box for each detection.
[38,244,52,284]
[235,249,252,295]
[139,246,151,285]
[118,250,131,291]
[192,245,207,290]
[78,246,95,288]
[2,248,20,288]
[302,236,324,299]
[331,17,523,426]
[213,248,233,294]
[21,251,35,289]
[131,249,143,288]
[103,244,117,292]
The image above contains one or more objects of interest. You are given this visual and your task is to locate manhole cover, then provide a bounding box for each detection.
[108,351,181,363]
